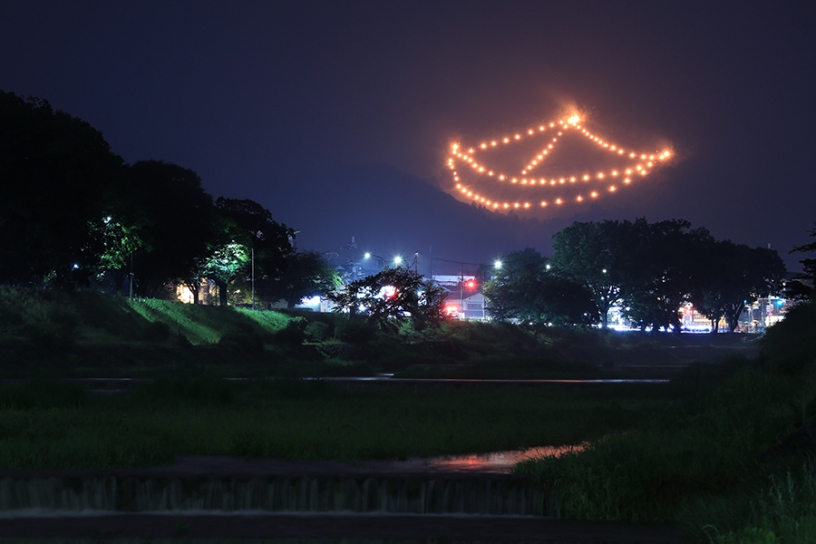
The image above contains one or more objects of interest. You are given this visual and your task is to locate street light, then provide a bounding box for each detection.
[363,252,387,270]
[494,260,502,270]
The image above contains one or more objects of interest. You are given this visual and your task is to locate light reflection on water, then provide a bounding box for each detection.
[386,444,586,474]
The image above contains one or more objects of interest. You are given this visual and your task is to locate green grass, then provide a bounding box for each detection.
[515,366,800,520]
[0,378,672,469]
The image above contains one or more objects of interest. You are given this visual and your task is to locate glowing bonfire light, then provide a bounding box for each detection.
[447,109,674,213]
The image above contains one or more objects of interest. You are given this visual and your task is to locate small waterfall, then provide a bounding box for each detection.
[0,474,549,516]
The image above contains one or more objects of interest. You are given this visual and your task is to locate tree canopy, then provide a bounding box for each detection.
[484,248,597,327]
[0,91,124,287]
[263,251,342,309]
[329,267,448,332]
[551,218,786,332]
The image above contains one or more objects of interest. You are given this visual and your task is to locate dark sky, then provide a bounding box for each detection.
[2,1,814,274]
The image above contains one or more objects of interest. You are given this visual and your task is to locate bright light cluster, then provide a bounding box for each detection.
[447,113,673,212]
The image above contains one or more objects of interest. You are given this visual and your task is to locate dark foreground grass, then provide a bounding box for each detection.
[514,362,816,542]
[0,378,671,469]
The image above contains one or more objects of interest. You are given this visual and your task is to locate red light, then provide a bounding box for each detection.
[466,280,476,289]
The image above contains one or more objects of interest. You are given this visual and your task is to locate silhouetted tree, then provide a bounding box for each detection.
[551,222,624,327]
[484,248,598,326]
[790,223,816,300]
[265,250,342,309]
[329,268,448,332]
[0,91,124,288]
[127,161,215,297]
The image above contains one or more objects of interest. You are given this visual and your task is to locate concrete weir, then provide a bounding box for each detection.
[0,473,546,516]
[0,456,689,543]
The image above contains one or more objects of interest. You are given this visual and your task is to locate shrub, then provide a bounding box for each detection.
[304,321,333,342]
[335,318,377,344]
[273,318,307,347]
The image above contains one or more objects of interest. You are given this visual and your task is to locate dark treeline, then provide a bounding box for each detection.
[0,91,339,306]
[0,89,804,329]
[486,219,789,333]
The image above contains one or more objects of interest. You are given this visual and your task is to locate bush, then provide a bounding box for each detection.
[273,318,307,347]
[761,301,816,373]
[304,321,333,342]
[335,318,377,344]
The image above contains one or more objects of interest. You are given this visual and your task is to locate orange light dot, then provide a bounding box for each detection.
[624,178,631,184]
[524,202,530,208]
[583,175,590,181]
[591,191,598,198]
[609,186,617,192]
[577,195,583,202]
[503,137,510,143]
[541,201,548,207]
[480,143,487,149]
[597,173,605,179]
[514,134,521,140]
[491,141,497,146]
[630,153,636,158]
[498,175,505,181]
[556,198,563,205]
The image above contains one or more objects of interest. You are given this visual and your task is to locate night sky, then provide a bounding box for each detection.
[2,1,814,275]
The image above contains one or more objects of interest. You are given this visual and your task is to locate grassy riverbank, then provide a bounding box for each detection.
[0,378,672,469]
[4,286,816,542]
[0,286,757,379]
[515,301,816,543]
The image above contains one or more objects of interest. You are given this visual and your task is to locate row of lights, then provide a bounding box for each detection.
[447,114,673,211]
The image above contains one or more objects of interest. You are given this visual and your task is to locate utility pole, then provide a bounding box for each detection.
[251,247,255,310]
[347,236,359,281]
